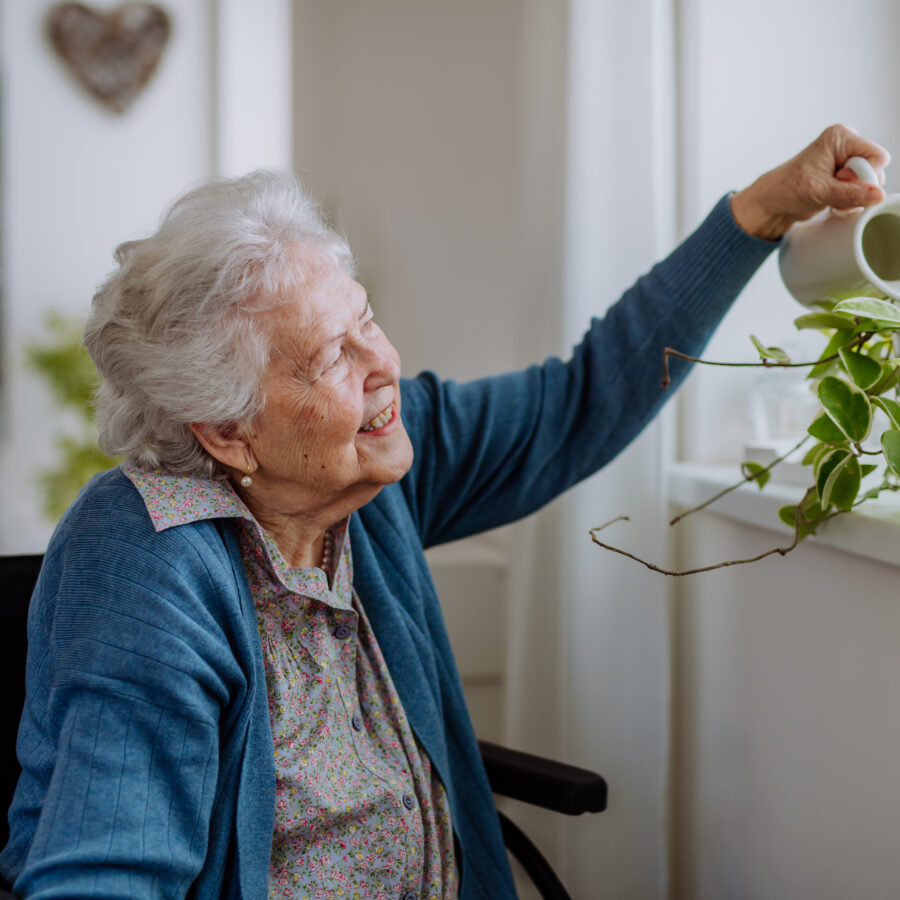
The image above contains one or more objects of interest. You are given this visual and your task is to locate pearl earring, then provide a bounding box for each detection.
[240,471,253,488]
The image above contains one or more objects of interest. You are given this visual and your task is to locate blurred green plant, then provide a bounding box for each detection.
[592,297,900,574]
[26,313,120,520]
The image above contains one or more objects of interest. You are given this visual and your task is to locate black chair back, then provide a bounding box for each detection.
[1,555,43,852]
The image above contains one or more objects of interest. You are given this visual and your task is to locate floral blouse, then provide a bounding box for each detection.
[123,464,458,899]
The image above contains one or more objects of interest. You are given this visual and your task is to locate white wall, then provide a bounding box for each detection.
[292,0,524,381]
[0,0,215,552]
[673,516,900,900]
[673,1,900,897]
[0,0,293,554]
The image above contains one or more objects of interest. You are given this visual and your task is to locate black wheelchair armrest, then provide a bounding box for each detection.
[478,740,607,815]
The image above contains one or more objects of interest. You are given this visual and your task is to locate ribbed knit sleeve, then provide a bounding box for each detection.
[1,471,270,899]
[399,195,776,546]
[16,692,218,899]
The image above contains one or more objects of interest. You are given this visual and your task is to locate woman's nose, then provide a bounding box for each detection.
[363,334,401,389]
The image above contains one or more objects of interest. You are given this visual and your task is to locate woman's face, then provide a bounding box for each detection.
[243,245,414,521]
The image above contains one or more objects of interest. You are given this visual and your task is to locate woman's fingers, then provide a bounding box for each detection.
[831,165,885,208]
[828,123,891,173]
[731,124,890,240]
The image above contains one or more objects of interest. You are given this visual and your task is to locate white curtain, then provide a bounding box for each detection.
[504,1,679,896]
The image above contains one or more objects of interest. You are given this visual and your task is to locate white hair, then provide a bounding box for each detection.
[84,170,355,477]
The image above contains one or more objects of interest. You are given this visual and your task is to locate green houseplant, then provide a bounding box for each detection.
[26,313,120,521]
[591,296,900,574]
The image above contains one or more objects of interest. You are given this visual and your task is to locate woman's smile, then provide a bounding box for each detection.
[359,403,396,433]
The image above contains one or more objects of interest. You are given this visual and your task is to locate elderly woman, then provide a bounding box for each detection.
[0,125,889,899]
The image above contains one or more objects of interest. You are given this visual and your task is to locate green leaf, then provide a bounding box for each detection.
[817,451,861,510]
[882,430,900,476]
[25,312,120,522]
[794,311,857,331]
[749,334,767,358]
[807,412,848,443]
[817,376,873,442]
[794,490,828,540]
[799,491,826,519]
[816,448,848,498]
[808,330,857,380]
[778,504,798,527]
[39,436,120,521]
[826,454,862,511]
[781,493,828,539]
[741,461,771,490]
[861,463,879,478]
[834,297,900,325]
[749,335,790,363]
[864,340,892,360]
[873,396,900,430]
[838,346,882,389]
[801,442,830,467]
[869,362,900,396]
[860,483,888,502]
[25,314,97,411]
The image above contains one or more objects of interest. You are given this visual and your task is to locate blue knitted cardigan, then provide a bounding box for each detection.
[1,197,774,898]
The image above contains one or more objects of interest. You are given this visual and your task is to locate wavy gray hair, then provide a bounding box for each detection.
[84,170,354,477]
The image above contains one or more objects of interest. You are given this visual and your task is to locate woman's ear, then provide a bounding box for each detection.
[188,422,254,474]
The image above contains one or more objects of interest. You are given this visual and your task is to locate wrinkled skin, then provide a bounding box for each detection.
[191,245,414,566]
[730,123,891,241]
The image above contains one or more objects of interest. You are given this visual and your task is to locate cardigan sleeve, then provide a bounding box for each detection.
[3,486,253,899]
[398,195,777,547]
[12,691,219,900]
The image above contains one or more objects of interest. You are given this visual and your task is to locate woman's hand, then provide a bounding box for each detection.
[730,124,891,241]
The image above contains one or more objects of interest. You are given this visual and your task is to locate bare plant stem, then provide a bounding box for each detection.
[668,434,810,526]
[590,502,846,576]
[660,332,872,388]
[588,516,799,575]
[873,367,900,396]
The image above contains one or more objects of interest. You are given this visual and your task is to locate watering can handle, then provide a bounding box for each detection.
[844,155,879,187]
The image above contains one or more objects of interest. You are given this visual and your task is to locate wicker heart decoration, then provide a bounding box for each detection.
[47,2,171,114]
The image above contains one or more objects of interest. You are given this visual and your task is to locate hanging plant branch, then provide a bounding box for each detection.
[590,488,847,576]
[660,331,873,388]
[668,433,810,526]
[589,515,800,576]
[593,297,900,575]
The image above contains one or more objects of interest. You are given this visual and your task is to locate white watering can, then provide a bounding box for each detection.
[779,155,900,306]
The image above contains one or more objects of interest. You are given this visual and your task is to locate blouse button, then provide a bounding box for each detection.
[333,624,352,640]
[402,792,416,810]
[351,713,363,732]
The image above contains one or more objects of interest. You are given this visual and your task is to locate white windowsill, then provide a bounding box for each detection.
[667,461,900,569]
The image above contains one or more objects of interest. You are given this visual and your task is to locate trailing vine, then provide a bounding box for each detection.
[591,297,900,574]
